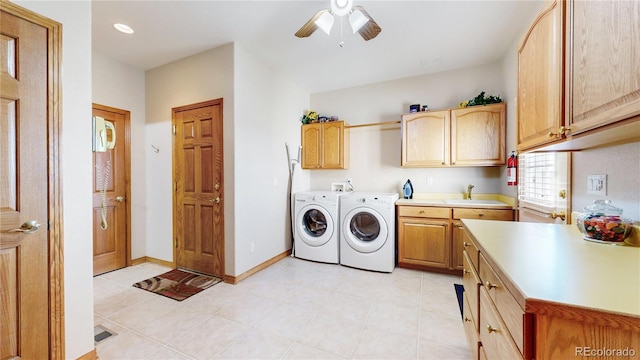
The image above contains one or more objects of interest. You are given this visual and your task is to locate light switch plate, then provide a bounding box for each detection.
[587,174,607,195]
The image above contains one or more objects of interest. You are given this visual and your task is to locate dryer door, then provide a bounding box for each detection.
[343,207,388,253]
[297,204,334,247]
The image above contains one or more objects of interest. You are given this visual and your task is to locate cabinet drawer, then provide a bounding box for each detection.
[479,287,523,360]
[453,208,513,221]
[462,251,480,327]
[463,293,480,360]
[479,253,525,355]
[398,206,450,218]
[462,236,479,271]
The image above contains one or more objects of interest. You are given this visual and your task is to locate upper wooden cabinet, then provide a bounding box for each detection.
[517,0,640,151]
[517,0,565,151]
[401,109,450,167]
[301,121,350,169]
[451,103,506,166]
[566,0,640,135]
[402,103,506,167]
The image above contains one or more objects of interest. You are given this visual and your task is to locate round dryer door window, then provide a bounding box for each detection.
[343,208,388,253]
[298,205,334,247]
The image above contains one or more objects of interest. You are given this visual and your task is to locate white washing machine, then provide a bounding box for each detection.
[293,191,345,264]
[340,192,399,272]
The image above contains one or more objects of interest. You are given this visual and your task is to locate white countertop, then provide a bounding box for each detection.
[396,198,514,209]
[462,219,640,317]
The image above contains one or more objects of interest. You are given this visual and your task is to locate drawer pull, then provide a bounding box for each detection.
[478,212,484,217]
[419,210,425,214]
[485,280,498,289]
[464,317,472,322]
[486,324,499,333]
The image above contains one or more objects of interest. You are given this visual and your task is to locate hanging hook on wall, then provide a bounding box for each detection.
[151,144,160,153]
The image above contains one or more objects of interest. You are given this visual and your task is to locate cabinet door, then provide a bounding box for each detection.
[301,123,321,169]
[567,0,640,134]
[451,220,466,270]
[517,0,565,151]
[398,217,450,269]
[321,121,346,169]
[451,103,506,166]
[401,110,450,167]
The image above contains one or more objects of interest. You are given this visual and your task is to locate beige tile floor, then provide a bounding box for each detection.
[94,256,471,360]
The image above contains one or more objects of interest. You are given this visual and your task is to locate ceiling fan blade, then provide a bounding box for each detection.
[295,9,330,38]
[352,6,381,41]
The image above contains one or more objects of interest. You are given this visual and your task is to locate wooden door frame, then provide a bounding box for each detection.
[92,103,132,269]
[1,1,65,358]
[171,98,225,279]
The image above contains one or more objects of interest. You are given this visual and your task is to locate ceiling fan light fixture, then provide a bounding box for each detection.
[314,12,335,35]
[331,0,353,17]
[349,9,369,33]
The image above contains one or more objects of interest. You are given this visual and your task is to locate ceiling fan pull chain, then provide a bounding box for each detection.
[339,16,344,47]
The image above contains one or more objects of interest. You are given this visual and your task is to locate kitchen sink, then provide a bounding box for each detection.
[443,199,507,206]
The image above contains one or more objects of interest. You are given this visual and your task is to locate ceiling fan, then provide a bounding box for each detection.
[295,0,381,42]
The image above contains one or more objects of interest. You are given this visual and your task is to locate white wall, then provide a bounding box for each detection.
[145,43,235,268]
[233,43,309,274]
[572,141,640,221]
[14,1,95,358]
[92,51,147,259]
[145,42,308,276]
[310,62,506,196]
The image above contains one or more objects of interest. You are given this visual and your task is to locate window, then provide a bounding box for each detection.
[518,152,569,213]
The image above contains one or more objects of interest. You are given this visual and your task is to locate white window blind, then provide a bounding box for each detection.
[518,153,557,209]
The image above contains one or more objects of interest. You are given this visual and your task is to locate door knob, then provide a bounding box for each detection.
[6,220,41,234]
[115,196,124,203]
[215,197,221,204]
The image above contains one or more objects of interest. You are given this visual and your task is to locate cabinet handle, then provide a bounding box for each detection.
[485,280,498,289]
[547,126,571,138]
[463,242,470,247]
[551,211,566,221]
[463,269,470,274]
[464,317,472,322]
[486,324,499,333]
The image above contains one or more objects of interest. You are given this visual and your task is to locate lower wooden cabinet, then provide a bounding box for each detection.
[397,205,513,273]
[461,223,640,360]
[398,217,450,270]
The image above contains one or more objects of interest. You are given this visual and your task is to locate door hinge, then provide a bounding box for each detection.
[174,238,178,248]
[172,124,176,135]
[174,182,177,192]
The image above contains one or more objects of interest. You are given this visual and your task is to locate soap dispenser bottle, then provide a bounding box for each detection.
[403,179,414,199]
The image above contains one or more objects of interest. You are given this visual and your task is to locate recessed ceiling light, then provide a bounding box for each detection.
[113,23,134,34]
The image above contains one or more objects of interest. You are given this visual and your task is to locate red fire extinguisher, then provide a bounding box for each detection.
[507,151,518,186]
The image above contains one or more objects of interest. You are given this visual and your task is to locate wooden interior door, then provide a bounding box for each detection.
[1,6,53,358]
[92,104,130,275]
[173,99,224,277]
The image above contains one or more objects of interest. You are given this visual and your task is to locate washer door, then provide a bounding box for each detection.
[343,207,388,253]
[297,204,334,247]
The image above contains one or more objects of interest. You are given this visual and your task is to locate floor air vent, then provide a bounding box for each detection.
[94,325,117,344]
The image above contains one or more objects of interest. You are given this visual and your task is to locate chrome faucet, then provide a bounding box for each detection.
[466,184,475,200]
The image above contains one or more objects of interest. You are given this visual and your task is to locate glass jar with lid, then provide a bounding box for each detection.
[576,200,633,244]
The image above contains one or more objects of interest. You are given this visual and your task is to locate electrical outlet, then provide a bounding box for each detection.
[250,242,255,253]
[587,174,607,195]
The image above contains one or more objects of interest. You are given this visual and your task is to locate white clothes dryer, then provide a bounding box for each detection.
[340,192,399,272]
[293,191,345,264]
